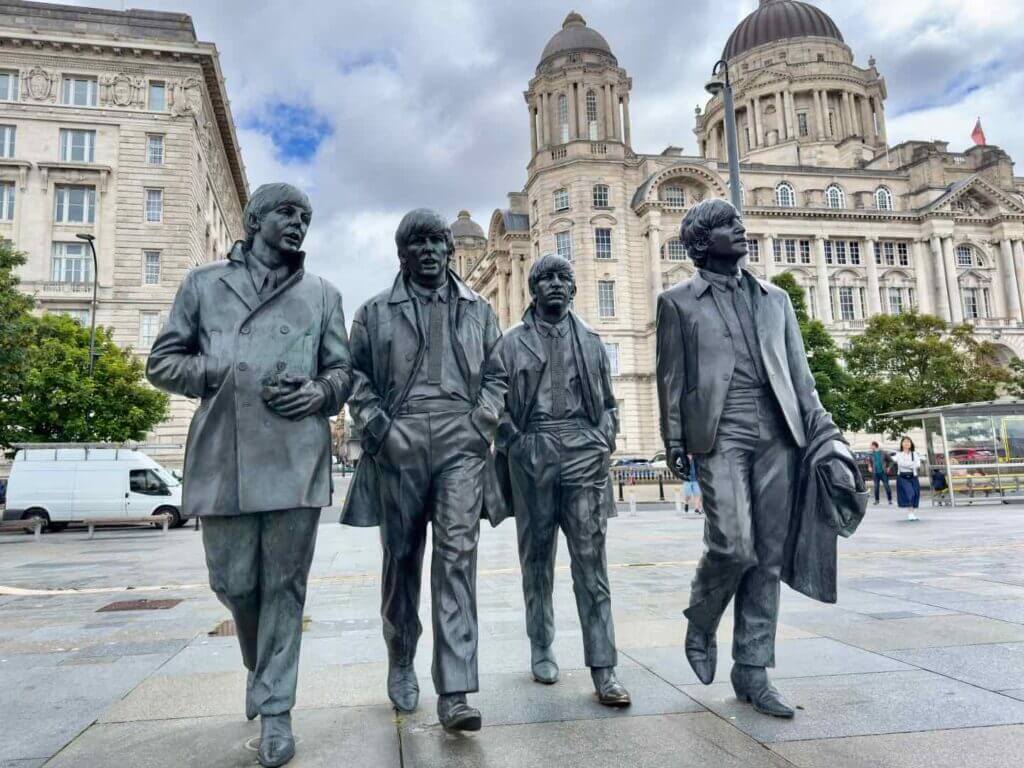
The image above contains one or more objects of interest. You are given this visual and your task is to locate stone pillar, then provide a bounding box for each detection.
[1014,240,1024,323]
[785,89,797,139]
[813,90,826,139]
[843,92,856,137]
[815,236,833,324]
[495,267,509,329]
[928,236,951,322]
[647,213,663,321]
[861,95,875,144]
[865,237,881,315]
[611,84,622,142]
[912,240,932,315]
[622,93,631,147]
[510,254,525,321]
[941,236,964,323]
[1003,239,1024,322]
[753,96,763,147]
[763,234,776,279]
[567,83,578,140]
[541,93,550,147]
[708,124,718,160]
[529,103,538,155]
[875,97,888,145]
[774,91,785,140]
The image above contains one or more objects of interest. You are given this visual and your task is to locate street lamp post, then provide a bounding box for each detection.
[706,59,743,215]
[75,233,99,376]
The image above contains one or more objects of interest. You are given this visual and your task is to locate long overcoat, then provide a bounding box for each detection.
[340,270,507,527]
[492,309,618,525]
[146,243,351,517]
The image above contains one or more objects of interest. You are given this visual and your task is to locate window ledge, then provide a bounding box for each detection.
[37,162,111,194]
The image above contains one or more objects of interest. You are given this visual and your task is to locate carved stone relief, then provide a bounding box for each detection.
[171,76,203,118]
[24,67,57,102]
[100,72,144,108]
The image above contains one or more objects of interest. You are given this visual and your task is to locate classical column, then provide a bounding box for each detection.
[774,91,785,140]
[541,92,550,146]
[997,240,1021,322]
[860,95,875,144]
[604,84,614,139]
[928,236,951,322]
[843,92,855,138]
[611,84,622,143]
[567,82,578,140]
[785,89,797,139]
[753,96,763,147]
[622,93,631,147]
[875,98,888,144]
[495,267,509,330]
[815,236,833,324]
[529,103,538,155]
[1013,240,1024,323]
[647,213,663,320]
[707,124,718,160]
[941,236,964,323]
[912,240,932,315]
[813,90,826,139]
[763,234,776,279]
[510,254,525,320]
[865,237,882,315]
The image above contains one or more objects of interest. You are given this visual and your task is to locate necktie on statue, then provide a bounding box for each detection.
[428,292,443,385]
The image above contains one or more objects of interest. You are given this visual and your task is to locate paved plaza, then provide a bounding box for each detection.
[2,483,1024,767]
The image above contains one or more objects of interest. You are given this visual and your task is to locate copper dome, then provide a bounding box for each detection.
[723,0,844,61]
[538,12,616,69]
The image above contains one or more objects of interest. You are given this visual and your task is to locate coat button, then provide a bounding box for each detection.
[238,362,248,371]
[276,361,287,372]
[240,325,251,335]
[280,325,290,334]
[405,351,415,361]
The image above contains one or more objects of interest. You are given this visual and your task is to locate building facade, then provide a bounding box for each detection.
[461,2,1024,457]
[0,1,248,461]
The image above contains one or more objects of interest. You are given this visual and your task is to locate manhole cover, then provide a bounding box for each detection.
[209,615,311,637]
[97,598,182,613]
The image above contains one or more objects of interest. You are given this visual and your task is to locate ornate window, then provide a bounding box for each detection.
[0,124,14,158]
[874,241,911,267]
[592,184,609,208]
[557,94,569,144]
[586,90,599,140]
[825,184,845,210]
[661,186,685,206]
[875,186,894,211]
[555,231,572,260]
[955,244,976,267]
[663,239,687,261]
[825,239,860,266]
[773,238,811,265]
[553,188,569,212]
[962,287,991,320]
[594,228,612,259]
[775,182,796,208]
[597,280,616,318]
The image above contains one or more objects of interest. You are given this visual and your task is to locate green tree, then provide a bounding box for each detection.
[0,241,35,406]
[1,314,169,446]
[770,272,861,430]
[1007,358,1024,399]
[844,311,1010,436]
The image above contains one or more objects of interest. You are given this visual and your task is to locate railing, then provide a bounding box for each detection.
[550,146,567,160]
[22,280,92,295]
[590,142,608,156]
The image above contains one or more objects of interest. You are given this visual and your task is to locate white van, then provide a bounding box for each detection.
[2,447,185,532]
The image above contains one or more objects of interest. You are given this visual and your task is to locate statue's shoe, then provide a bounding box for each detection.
[731,665,795,719]
[437,693,482,731]
[258,712,295,768]
[684,622,717,685]
[591,667,631,707]
[246,670,258,721]
[387,661,419,713]
[531,643,559,685]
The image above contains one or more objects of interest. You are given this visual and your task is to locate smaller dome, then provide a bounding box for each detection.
[451,210,484,240]
[538,12,616,69]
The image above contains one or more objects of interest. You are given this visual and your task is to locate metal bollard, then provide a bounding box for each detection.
[162,515,170,533]
[674,490,683,515]
[618,479,624,502]
[658,475,665,501]
[628,492,638,517]
[33,519,42,542]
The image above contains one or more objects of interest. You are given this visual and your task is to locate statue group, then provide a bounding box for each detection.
[147,185,866,767]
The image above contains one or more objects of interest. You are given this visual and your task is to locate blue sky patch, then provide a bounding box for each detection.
[244,102,333,163]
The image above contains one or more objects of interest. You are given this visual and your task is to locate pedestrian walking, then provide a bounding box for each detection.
[891,436,923,521]
[869,441,892,506]
[682,454,702,514]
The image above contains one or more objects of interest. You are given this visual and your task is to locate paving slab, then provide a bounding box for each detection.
[46,705,400,768]
[625,637,912,686]
[771,724,1024,768]
[401,712,793,768]
[886,642,1024,691]
[682,669,1024,743]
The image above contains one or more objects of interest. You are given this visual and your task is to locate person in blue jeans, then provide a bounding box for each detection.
[869,441,892,505]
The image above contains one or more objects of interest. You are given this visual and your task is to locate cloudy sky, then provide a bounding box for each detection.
[67,0,1024,313]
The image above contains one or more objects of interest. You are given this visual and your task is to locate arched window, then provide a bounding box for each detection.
[586,90,599,140]
[875,186,893,211]
[776,182,796,208]
[661,186,685,206]
[662,239,687,261]
[825,184,845,209]
[592,184,609,208]
[557,94,570,144]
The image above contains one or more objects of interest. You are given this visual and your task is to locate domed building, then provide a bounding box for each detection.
[461,3,1024,455]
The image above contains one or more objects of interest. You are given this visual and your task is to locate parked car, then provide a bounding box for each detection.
[2,447,185,533]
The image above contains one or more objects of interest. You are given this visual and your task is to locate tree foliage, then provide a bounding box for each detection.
[0,241,168,447]
[770,272,860,430]
[844,311,1010,436]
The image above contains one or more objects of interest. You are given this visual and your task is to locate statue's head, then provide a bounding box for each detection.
[395,208,454,286]
[243,183,312,256]
[679,198,747,269]
[528,254,576,318]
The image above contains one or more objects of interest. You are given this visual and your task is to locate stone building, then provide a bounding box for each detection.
[461,2,1024,458]
[0,0,248,461]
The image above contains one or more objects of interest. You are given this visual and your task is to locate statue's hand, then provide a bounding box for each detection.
[265,374,326,420]
[668,446,690,481]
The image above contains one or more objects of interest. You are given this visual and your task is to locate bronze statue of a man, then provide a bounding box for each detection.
[147,183,351,766]
[656,198,858,719]
[341,209,507,731]
[494,255,630,707]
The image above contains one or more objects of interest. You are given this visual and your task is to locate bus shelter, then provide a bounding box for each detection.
[884,400,1024,507]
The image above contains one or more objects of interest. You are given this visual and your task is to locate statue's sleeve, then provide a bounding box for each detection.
[347,303,390,453]
[315,283,352,416]
[146,271,206,399]
[597,338,619,452]
[471,303,508,441]
[656,294,687,451]
[493,333,519,454]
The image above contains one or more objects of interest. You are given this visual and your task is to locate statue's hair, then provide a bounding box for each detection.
[242,183,312,246]
[528,254,575,296]
[394,209,455,274]
[679,198,740,268]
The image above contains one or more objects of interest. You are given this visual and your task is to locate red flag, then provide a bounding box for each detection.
[971,118,987,146]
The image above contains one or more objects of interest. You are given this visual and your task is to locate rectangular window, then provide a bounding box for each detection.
[963,288,979,319]
[146,134,164,165]
[746,239,760,263]
[807,286,818,320]
[594,228,612,260]
[592,185,609,208]
[597,280,616,318]
[773,239,783,264]
[60,308,89,326]
[51,242,92,284]
[553,188,569,212]
[0,181,14,220]
[139,311,161,347]
[824,240,833,265]
[144,188,163,223]
[897,242,910,267]
[54,185,96,224]
[604,342,620,376]
[143,250,161,285]
[665,240,686,261]
[888,287,904,316]
[850,241,861,266]
[858,287,867,318]
[838,286,856,321]
[0,70,18,102]
[148,81,167,111]
[0,124,14,158]
[59,129,96,162]
[555,231,572,260]
[956,245,973,267]
[61,76,98,107]
[799,239,812,264]
[797,112,809,137]
[983,289,992,319]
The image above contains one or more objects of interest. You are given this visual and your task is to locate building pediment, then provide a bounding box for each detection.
[736,68,791,96]
[922,174,1024,219]
[631,163,728,212]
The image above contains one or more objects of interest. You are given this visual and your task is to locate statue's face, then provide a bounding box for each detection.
[706,214,748,261]
[403,230,450,285]
[257,201,311,255]
[533,267,575,316]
